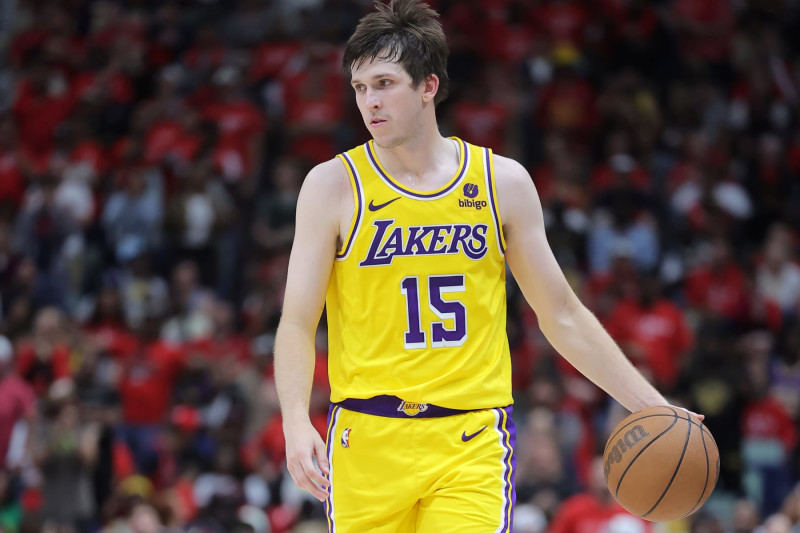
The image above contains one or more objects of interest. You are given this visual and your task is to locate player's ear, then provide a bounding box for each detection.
[421,74,439,104]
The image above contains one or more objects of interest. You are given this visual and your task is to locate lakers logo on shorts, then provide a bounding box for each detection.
[341,428,351,448]
[397,401,429,416]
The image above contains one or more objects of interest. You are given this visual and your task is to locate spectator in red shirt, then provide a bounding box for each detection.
[741,350,798,516]
[607,276,694,393]
[15,307,72,398]
[0,115,26,212]
[605,0,660,75]
[202,66,266,184]
[549,456,653,533]
[0,335,36,470]
[450,74,511,153]
[83,283,139,360]
[527,0,588,48]
[685,238,750,324]
[117,313,185,475]
[279,41,345,166]
[187,299,251,364]
[590,131,650,196]
[755,224,800,317]
[670,0,734,65]
[534,46,596,148]
[12,59,76,158]
[0,220,24,306]
[183,24,229,81]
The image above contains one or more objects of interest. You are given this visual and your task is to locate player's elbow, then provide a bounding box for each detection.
[536,290,582,339]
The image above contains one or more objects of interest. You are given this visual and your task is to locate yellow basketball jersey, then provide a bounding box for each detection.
[326,137,511,410]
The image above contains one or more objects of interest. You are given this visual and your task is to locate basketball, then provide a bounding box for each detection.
[603,405,720,522]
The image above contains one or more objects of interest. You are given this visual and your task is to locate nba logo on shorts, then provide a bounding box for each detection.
[463,183,479,198]
[341,428,351,448]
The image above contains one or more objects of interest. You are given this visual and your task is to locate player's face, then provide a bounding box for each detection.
[350,57,425,148]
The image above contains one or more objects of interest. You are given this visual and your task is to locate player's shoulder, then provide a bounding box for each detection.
[489,152,533,191]
[298,156,351,200]
[304,156,349,186]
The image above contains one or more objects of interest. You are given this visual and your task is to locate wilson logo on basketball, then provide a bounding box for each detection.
[604,425,651,478]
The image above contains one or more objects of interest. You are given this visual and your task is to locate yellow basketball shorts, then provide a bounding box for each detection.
[324,395,516,533]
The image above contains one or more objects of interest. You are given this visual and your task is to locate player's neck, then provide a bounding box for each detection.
[373,129,458,190]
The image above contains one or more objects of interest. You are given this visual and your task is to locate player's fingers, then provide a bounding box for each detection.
[677,406,705,422]
[298,458,329,501]
[301,452,330,489]
[314,436,330,475]
[288,458,327,501]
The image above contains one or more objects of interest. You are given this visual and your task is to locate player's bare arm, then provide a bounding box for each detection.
[494,155,673,414]
[274,157,353,501]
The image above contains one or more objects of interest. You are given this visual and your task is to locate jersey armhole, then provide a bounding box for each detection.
[335,153,364,259]
[483,148,507,255]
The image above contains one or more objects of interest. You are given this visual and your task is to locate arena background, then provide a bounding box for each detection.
[0,0,799,532]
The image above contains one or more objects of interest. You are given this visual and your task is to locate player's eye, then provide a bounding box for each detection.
[354,84,366,92]
[379,79,391,87]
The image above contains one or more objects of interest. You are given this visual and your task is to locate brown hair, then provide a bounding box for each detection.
[343,0,449,105]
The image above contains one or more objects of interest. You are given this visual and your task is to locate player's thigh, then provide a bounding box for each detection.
[416,407,516,533]
[325,407,419,533]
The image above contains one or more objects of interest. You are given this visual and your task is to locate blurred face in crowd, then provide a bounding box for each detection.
[126,170,147,197]
[34,307,64,343]
[97,286,124,321]
[351,56,433,149]
[588,456,613,504]
[732,499,760,533]
[0,222,10,254]
[273,159,303,194]
[172,261,199,294]
[709,238,731,269]
[764,227,792,269]
[212,301,234,335]
[762,514,792,533]
[129,503,162,533]
[0,117,15,150]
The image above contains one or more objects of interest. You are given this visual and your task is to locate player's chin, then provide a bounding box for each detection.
[372,133,401,149]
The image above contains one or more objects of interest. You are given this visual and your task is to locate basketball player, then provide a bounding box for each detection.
[274,1,698,531]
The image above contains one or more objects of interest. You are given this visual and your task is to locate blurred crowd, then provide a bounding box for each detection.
[0,0,800,532]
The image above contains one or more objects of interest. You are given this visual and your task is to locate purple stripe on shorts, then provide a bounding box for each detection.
[495,405,516,532]
[325,405,338,532]
[335,395,470,418]
[367,139,469,199]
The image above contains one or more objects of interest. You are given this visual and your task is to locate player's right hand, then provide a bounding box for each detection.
[284,419,330,502]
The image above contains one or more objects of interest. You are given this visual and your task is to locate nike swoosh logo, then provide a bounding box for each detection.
[461,426,487,442]
[368,197,401,211]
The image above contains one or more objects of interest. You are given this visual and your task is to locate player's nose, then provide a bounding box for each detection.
[365,88,381,109]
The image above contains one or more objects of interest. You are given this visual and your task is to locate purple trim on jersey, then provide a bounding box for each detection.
[335,395,471,418]
[325,405,339,532]
[366,139,470,199]
[494,405,516,533]
[337,154,363,259]
[484,148,505,254]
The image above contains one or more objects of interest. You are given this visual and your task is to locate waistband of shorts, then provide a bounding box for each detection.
[333,395,471,418]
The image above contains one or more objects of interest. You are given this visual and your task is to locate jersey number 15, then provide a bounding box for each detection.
[401,274,467,349]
